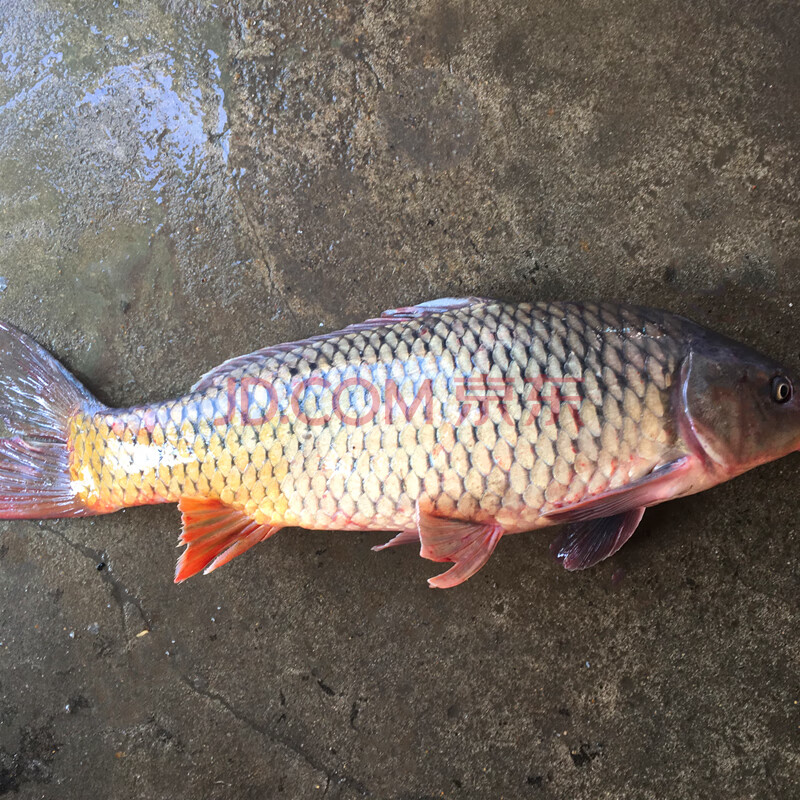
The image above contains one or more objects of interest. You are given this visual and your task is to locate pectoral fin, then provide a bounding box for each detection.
[175,498,280,582]
[542,456,691,524]
[550,507,645,571]
[416,505,504,588]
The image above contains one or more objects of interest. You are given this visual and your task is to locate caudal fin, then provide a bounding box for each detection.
[0,321,98,518]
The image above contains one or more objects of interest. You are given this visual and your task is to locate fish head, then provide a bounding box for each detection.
[679,331,800,477]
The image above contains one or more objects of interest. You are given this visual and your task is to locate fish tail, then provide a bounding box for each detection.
[0,321,99,518]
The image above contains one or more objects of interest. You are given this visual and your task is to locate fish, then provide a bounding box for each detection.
[0,297,797,588]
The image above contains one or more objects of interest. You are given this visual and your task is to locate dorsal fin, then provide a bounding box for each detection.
[191,297,490,393]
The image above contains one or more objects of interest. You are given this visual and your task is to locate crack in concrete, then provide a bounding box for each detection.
[358,54,384,91]
[730,567,793,607]
[39,524,152,637]
[232,181,302,336]
[176,673,369,797]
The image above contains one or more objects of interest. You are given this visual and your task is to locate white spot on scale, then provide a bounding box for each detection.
[104,439,195,472]
[70,463,99,501]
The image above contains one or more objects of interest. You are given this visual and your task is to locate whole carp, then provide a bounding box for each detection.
[0,298,797,587]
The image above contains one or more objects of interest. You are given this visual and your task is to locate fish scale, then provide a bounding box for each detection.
[2,297,799,586]
[67,300,683,538]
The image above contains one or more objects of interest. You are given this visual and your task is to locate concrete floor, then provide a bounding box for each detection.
[0,0,798,797]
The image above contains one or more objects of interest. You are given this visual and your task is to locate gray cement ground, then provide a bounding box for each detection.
[0,0,798,797]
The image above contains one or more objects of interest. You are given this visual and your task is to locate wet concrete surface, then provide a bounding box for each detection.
[0,0,798,797]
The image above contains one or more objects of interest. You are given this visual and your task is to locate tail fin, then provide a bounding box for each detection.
[0,321,98,518]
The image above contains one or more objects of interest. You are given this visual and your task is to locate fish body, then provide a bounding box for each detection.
[1,298,798,587]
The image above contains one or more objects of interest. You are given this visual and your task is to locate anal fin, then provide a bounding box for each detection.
[550,507,645,571]
[417,505,504,589]
[175,497,280,582]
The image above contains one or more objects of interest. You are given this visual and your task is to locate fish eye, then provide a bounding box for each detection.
[771,376,793,404]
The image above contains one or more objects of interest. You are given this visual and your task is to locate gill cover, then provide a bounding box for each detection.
[679,337,800,474]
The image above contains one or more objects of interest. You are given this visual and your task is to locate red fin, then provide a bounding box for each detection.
[550,507,645,571]
[371,529,419,551]
[0,321,99,519]
[416,506,504,589]
[175,498,280,582]
[543,457,692,524]
[191,297,491,393]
